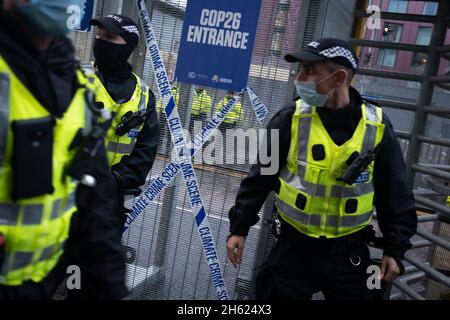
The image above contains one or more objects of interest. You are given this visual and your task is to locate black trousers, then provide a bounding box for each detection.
[218,122,236,136]
[255,223,381,300]
[189,113,207,134]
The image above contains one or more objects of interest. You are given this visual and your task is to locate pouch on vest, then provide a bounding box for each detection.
[11,117,54,201]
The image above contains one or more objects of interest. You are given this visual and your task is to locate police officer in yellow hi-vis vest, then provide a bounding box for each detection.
[226,38,417,300]
[156,84,180,114]
[189,86,212,132]
[0,0,126,299]
[217,90,243,135]
[86,15,159,220]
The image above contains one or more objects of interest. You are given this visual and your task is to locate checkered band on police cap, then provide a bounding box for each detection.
[284,38,359,71]
[319,46,358,70]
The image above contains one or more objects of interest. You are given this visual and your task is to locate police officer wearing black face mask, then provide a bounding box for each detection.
[85,15,160,221]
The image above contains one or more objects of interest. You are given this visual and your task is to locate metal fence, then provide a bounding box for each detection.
[68,0,450,300]
[69,0,303,299]
[351,0,450,300]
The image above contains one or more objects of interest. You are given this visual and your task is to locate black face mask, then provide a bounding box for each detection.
[94,38,134,79]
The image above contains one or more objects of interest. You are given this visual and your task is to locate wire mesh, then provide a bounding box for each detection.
[68,0,450,301]
[353,0,450,301]
[69,0,304,300]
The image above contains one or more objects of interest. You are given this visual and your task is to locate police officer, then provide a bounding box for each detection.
[0,0,125,299]
[189,86,212,132]
[156,83,180,114]
[87,15,160,211]
[226,38,417,300]
[217,90,243,135]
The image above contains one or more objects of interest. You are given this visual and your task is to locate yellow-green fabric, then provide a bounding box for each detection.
[0,56,89,285]
[216,97,243,125]
[191,90,212,116]
[156,87,179,113]
[275,99,384,238]
[85,70,149,166]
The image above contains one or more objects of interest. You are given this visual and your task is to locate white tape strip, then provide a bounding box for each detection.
[123,90,246,232]
[247,86,268,124]
[137,0,228,300]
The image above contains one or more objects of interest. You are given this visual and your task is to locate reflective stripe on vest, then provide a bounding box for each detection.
[0,73,10,166]
[276,99,384,238]
[106,141,135,154]
[279,166,374,198]
[275,197,374,229]
[0,56,87,285]
[0,192,75,226]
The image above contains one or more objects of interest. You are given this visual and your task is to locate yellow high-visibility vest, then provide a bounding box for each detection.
[191,90,212,116]
[216,97,243,125]
[156,87,179,114]
[0,56,91,285]
[275,99,385,238]
[83,66,149,166]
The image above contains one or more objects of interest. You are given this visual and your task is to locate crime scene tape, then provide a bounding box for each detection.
[133,0,269,300]
[122,85,269,232]
[137,0,228,300]
[124,89,245,232]
[247,86,268,124]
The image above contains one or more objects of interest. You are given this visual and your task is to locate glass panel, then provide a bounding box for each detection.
[416,27,432,46]
[382,22,403,42]
[387,0,408,13]
[376,49,397,67]
[423,2,438,16]
[411,52,428,71]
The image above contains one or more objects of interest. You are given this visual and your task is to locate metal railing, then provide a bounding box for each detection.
[390,214,450,300]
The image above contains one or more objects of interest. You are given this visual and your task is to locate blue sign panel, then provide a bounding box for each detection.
[175,0,262,91]
[76,0,95,31]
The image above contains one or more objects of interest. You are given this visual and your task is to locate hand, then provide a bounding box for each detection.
[226,235,245,268]
[380,255,401,283]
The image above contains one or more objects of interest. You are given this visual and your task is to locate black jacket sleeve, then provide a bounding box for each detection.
[111,90,160,191]
[71,144,127,299]
[373,114,417,260]
[228,106,295,237]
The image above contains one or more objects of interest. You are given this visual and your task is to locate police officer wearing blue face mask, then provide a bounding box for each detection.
[226,38,417,300]
[0,0,126,299]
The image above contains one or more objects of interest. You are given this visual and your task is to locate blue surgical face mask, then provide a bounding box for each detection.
[295,71,338,107]
[17,0,84,37]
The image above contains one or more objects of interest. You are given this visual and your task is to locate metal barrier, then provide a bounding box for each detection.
[70,0,305,300]
[350,0,450,300]
[390,214,450,300]
[66,0,450,300]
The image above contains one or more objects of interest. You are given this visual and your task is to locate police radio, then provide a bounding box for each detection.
[338,145,380,185]
[114,110,147,137]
